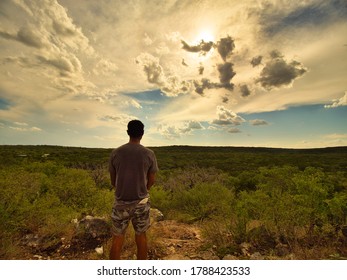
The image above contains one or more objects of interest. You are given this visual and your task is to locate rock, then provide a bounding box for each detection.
[150,208,164,223]
[33,255,43,260]
[78,215,111,239]
[95,246,104,255]
[223,254,239,260]
[286,253,297,260]
[163,254,190,260]
[22,234,41,248]
[240,242,251,256]
[250,252,264,260]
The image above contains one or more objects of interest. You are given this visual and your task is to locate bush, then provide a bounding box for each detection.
[162,182,234,222]
[230,166,347,246]
[0,162,114,258]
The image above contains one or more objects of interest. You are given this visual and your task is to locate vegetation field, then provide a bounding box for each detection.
[1,145,347,259]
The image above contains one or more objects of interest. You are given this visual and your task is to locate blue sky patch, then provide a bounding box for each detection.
[0,97,11,110]
[264,1,347,35]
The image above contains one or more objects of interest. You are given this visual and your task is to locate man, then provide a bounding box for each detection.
[109,120,158,260]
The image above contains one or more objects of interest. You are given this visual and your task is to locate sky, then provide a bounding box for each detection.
[0,0,346,148]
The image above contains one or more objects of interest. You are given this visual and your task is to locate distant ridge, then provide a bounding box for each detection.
[1,144,346,151]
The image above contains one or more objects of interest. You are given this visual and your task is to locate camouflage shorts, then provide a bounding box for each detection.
[111,199,150,236]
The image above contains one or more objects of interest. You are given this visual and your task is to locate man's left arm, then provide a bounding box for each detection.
[109,157,116,189]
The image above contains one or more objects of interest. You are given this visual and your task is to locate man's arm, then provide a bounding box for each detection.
[147,172,156,191]
[109,158,116,189]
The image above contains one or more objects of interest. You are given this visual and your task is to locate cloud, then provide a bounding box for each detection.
[181,40,214,55]
[100,114,138,125]
[216,36,235,62]
[212,106,245,126]
[190,35,237,95]
[0,0,99,96]
[93,59,118,76]
[222,96,229,103]
[9,126,42,132]
[143,33,153,46]
[217,62,235,89]
[250,55,263,67]
[0,27,46,49]
[180,120,204,133]
[324,92,347,108]
[256,50,307,90]
[136,53,191,96]
[193,78,217,95]
[13,122,28,126]
[198,64,204,75]
[182,59,188,67]
[193,62,235,95]
[158,120,204,139]
[228,128,241,133]
[249,119,269,126]
[124,99,142,109]
[240,84,251,97]
[36,53,82,75]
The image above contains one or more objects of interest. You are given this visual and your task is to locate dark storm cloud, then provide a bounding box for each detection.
[257,50,307,90]
[193,68,235,95]
[222,96,229,103]
[269,50,283,59]
[181,39,214,55]
[182,59,188,66]
[193,78,217,95]
[217,62,235,89]
[198,63,204,75]
[216,36,235,62]
[228,128,241,133]
[240,84,251,97]
[179,35,238,95]
[250,55,263,67]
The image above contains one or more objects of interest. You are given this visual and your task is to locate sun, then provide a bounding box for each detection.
[196,29,215,43]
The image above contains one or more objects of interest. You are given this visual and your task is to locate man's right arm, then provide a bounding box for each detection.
[146,172,156,191]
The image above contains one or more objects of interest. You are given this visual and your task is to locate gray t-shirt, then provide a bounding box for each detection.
[109,143,158,202]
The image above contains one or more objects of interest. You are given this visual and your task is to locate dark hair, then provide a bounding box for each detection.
[127,120,144,138]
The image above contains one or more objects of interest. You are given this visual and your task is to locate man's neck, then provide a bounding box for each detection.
[129,138,141,144]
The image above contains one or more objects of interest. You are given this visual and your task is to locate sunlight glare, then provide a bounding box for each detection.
[196,29,215,43]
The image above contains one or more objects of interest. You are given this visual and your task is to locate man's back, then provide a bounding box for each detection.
[109,120,158,260]
[109,143,158,202]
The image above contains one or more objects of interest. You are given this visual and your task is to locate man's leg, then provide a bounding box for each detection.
[135,232,147,260]
[109,234,125,260]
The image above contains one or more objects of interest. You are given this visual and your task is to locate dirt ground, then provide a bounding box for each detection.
[21,219,215,260]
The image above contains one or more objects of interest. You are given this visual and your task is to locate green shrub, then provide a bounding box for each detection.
[0,162,114,258]
[170,183,234,222]
[230,166,346,245]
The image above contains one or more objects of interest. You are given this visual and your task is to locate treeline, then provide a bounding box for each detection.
[1,145,347,174]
